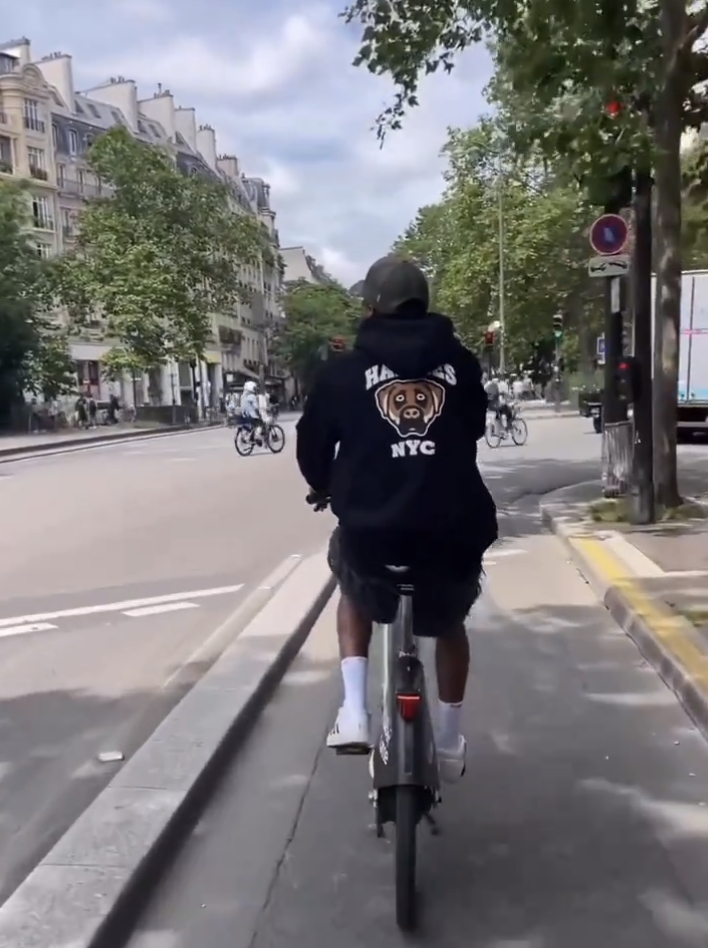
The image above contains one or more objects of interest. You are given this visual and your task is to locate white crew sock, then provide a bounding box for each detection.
[438,700,463,749]
[341,656,368,715]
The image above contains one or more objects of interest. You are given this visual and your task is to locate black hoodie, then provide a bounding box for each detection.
[296,309,498,566]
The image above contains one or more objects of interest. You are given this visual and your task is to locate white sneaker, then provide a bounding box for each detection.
[437,735,467,783]
[327,706,371,751]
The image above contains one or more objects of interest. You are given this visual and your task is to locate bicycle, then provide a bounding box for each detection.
[484,405,528,448]
[234,418,286,456]
[307,491,440,931]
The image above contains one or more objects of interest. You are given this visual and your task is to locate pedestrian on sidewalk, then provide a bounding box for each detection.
[88,396,97,428]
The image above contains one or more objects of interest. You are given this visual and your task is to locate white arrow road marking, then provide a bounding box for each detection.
[0,584,244,629]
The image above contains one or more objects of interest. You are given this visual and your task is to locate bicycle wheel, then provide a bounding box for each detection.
[234,428,254,456]
[484,422,502,448]
[395,786,418,930]
[266,423,285,453]
[511,417,528,446]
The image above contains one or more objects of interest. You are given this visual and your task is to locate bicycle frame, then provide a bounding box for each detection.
[370,579,440,825]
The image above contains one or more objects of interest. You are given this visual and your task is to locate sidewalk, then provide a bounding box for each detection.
[541,472,708,736]
[0,421,221,459]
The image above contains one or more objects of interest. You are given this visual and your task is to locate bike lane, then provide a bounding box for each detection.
[126,528,708,948]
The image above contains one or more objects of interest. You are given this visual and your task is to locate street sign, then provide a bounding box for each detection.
[596,334,605,365]
[589,214,628,255]
[588,254,630,277]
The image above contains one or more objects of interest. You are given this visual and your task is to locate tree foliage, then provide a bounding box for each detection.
[394,122,604,367]
[52,127,270,373]
[0,181,74,424]
[276,280,361,392]
[343,0,708,505]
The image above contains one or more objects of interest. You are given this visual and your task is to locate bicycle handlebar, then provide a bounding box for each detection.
[306,490,330,511]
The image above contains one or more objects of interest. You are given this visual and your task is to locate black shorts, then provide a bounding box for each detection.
[328,527,483,638]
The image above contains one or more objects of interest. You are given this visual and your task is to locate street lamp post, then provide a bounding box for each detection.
[497,159,506,376]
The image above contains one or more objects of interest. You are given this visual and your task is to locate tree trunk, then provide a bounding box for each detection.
[653,0,685,509]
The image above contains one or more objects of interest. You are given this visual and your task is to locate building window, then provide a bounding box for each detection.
[31,195,53,230]
[52,123,58,148]
[61,207,73,236]
[57,162,65,186]
[85,133,93,148]
[78,168,85,192]
[27,146,45,168]
[0,134,12,172]
[35,242,52,259]
[23,98,45,133]
[69,129,78,155]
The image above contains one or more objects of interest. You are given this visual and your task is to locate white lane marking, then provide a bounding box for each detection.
[166,457,195,462]
[123,601,199,617]
[0,584,243,629]
[0,622,58,638]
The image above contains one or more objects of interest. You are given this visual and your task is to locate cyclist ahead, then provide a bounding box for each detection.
[296,255,497,782]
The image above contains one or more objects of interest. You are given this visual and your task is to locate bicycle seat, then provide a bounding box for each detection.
[384,564,414,592]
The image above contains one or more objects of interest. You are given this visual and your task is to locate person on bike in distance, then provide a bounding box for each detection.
[239,380,261,434]
[296,255,498,782]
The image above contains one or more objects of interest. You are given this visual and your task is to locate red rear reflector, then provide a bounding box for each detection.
[397,693,421,722]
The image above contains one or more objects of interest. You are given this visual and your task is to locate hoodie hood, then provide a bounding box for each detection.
[354,311,458,378]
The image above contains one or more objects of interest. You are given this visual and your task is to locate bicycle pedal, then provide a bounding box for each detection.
[335,744,371,756]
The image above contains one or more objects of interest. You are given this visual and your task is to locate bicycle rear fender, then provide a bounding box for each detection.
[372,651,439,795]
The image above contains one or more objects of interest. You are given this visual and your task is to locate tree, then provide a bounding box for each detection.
[276,280,361,392]
[53,127,269,376]
[344,0,708,507]
[394,122,604,367]
[0,181,74,426]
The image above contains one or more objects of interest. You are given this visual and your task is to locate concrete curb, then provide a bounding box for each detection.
[0,423,222,461]
[0,552,336,948]
[541,493,708,743]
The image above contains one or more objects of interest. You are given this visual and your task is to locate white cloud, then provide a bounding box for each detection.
[81,14,325,98]
[113,0,171,22]
[1,1,493,285]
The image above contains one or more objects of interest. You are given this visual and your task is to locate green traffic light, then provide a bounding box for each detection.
[554,330,563,339]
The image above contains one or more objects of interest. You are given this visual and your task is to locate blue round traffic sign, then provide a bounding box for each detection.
[589,214,628,255]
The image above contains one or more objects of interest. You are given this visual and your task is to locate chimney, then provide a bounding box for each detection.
[217,154,239,181]
[4,37,31,66]
[36,52,75,111]
[196,124,217,170]
[175,107,197,150]
[85,77,138,131]
[139,87,175,140]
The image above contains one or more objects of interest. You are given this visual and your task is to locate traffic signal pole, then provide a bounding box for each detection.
[598,199,630,496]
[629,168,655,523]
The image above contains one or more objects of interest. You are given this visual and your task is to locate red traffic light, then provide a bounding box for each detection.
[484,330,495,346]
[606,100,622,117]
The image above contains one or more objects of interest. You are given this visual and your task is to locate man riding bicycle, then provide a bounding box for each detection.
[239,380,263,441]
[296,255,497,783]
[485,373,513,431]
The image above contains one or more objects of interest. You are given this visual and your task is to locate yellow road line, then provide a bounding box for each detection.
[572,536,708,691]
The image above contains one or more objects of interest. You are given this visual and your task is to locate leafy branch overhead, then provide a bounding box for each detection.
[52,127,271,370]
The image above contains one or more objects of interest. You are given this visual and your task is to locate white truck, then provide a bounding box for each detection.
[651,269,708,438]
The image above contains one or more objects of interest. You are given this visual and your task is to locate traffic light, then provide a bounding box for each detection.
[615,356,641,403]
[552,313,563,340]
[483,330,495,350]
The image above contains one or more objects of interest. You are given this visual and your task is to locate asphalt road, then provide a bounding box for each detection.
[120,417,708,948]
[1,414,706,917]
[0,419,334,903]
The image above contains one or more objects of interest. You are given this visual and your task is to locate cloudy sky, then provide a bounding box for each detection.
[3,0,492,284]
